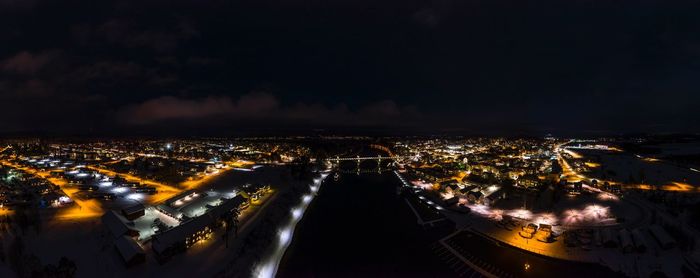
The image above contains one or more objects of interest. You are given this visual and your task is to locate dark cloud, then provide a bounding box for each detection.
[0,0,36,11]
[117,93,277,124]
[1,0,699,135]
[1,50,56,75]
[116,92,421,128]
[87,18,199,52]
[413,9,440,28]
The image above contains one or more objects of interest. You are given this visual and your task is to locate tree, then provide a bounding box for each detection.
[57,256,77,277]
[232,207,240,238]
[222,207,241,249]
[0,241,5,263]
[43,264,58,277]
[25,254,43,278]
[8,236,24,273]
[501,178,515,195]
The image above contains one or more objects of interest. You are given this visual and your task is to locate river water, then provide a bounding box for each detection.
[277,171,455,277]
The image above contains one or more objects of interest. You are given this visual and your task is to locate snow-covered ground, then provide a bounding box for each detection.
[653,142,700,156]
[443,204,687,277]
[4,165,306,278]
[580,149,700,188]
[252,172,328,278]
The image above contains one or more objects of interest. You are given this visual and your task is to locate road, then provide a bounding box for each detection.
[0,159,104,221]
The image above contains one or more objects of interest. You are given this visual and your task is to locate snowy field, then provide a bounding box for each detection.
[465,190,644,230]
[579,149,700,188]
[3,165,298,278]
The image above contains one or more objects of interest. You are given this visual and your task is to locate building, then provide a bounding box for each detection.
[618,229,634,253]
[467,191,483,204]
[207,195,247,223]
[483,188,505,206]
[601,228,618,248]
[121,204,145,221]
[115,235,146,267]
[631,229,648,253]
[102,210,139,239]
[649,225,675,249]
[151,195,247,261]
[572,181,583,193]
[443,196,459,206]
[152,214,213,261]
[459,185,478,196]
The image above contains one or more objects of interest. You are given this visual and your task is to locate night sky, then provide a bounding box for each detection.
[1,0,699,136]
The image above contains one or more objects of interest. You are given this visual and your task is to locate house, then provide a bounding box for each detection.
[459,185,478,196]
[601,229,618,248]
[115,235,145,267]
[439,180,459,191]
[517,174,541,188]
[630,229,648,253]
[483,188,506,206]
[572,182,583,193]
[102,210,139,239]
[649,225,675,249]
[618,229,634,253]
[241,184,271,200]
[445,183,460,195]
[121,204,145,221]
[467,191,483,204]
[444,196,459,206]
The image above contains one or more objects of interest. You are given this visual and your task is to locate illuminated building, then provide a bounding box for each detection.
[152,214,213,260]
[151,195,247,261]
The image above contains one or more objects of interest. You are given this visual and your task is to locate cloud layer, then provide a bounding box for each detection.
[2,0,700,135]
[117,92,420,127]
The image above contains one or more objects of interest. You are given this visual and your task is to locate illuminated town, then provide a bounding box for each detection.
[0,136,699,277]
[3,0,700,277]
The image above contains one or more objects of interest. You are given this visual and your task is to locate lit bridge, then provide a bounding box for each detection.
[325,155,413,175]
[325,155,414,162]
[335,168,394,174]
